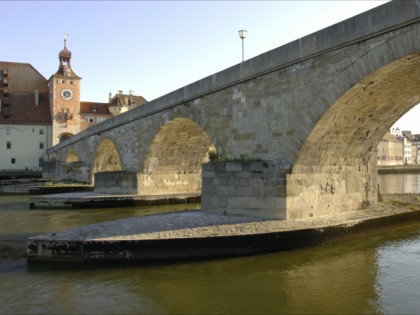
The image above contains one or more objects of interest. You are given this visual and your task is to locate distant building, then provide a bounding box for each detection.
[377,130,419,166]
[403,137,413,164]
[80,102,113,131]
[377,132,404,166]
[0,62,52,170]
[0,36,147,170]
[108,90,147,116]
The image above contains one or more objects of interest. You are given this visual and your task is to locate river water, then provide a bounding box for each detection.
[1,174,420,314]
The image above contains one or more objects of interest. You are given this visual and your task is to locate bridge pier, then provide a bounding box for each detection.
[201,158,378,220]
[286,163,378,219]
[201,161,288,220]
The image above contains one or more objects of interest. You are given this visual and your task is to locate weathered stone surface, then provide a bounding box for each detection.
[94,171,138,195]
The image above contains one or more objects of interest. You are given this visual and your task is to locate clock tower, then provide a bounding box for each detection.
[49,34,81,146]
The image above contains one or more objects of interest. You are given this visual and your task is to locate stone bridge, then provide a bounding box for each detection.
[45,1,420,220]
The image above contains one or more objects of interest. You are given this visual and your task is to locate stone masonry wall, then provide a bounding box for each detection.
[94,171,138,195]
[201,161,288,219]
[286,161,378,219]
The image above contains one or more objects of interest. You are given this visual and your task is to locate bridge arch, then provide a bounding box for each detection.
[59,133,74,143]
[294,53,420,171]
[92,139,122,176]
[140,117,217,195]
[288,53,420,219]
[65,149,79,163]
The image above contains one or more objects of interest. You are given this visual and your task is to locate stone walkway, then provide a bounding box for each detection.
[29,194,420,242]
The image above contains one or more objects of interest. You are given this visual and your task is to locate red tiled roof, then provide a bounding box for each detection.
[0,92,51,125]
[0,61,51,125]
[0,61,48,93]
[80,101,112,115]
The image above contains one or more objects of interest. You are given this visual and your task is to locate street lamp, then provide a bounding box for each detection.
[238,30,247,62]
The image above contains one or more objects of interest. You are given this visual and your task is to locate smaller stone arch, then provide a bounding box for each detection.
[59,133,74,143]
[140,117,218,196]
[92,139,122,175]
[65,149,78,163]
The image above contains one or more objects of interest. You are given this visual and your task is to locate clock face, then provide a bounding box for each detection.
[60,88,74,101]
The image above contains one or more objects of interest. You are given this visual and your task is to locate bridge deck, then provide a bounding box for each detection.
[27,194,420,263]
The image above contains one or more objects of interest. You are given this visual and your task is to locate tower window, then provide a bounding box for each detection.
[6,128,11,135]
[70,80,74,85]
[6,141,11,149]
[39,142,45,150]
[39,128,44,135]
[62,80,65,84]
[11,158,16,164]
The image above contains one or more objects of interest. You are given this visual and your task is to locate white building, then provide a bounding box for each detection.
[403,137,413,164]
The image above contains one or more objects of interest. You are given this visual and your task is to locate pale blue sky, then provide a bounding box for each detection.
[2,0,418,133]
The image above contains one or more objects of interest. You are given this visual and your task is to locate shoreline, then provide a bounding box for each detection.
[26,194,420,264]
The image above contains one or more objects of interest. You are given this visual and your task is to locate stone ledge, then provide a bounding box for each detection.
[29,192,200,209]
[26,194,420,264]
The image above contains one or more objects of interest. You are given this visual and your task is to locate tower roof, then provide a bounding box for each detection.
[54,33,80,78]
[59,46,72,63]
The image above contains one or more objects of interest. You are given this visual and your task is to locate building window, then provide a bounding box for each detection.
[70,80,74,85]
[39,142,44,150]
[6,128,11,135]
[62,80,65,84]
[6,141,11,149]
[85,116,94,123]
[39,128,44,135]
[11,158,15,164]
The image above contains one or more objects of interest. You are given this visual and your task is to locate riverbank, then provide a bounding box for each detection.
[27,194,420,264]
[378,164,420,174]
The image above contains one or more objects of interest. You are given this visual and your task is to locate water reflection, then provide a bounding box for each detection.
[25,238,387,314]
[1,194,420,314]
[378,173,420,193]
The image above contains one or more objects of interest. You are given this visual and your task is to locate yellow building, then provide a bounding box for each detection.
[377,132,404,166]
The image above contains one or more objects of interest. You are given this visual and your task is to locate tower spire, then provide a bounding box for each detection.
[59,33,72,68]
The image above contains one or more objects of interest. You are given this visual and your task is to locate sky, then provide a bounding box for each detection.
[2,0,418,133]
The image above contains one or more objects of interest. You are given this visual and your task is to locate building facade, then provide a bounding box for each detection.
[377,132,404,166]
[0,62,52,170]
[377,131,419,166]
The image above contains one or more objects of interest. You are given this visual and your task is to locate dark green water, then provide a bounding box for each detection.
[1,191,420,314]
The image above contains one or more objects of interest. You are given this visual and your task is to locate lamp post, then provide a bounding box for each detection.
[238,30,247,62]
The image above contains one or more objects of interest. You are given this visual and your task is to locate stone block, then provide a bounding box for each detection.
[94,171,138,195]
[216,186,236,196]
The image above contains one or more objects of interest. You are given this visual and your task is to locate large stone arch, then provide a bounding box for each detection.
[92,139,122,175]
[140,117,217,195]
[287,53,420,219]
[294,54,420,171]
